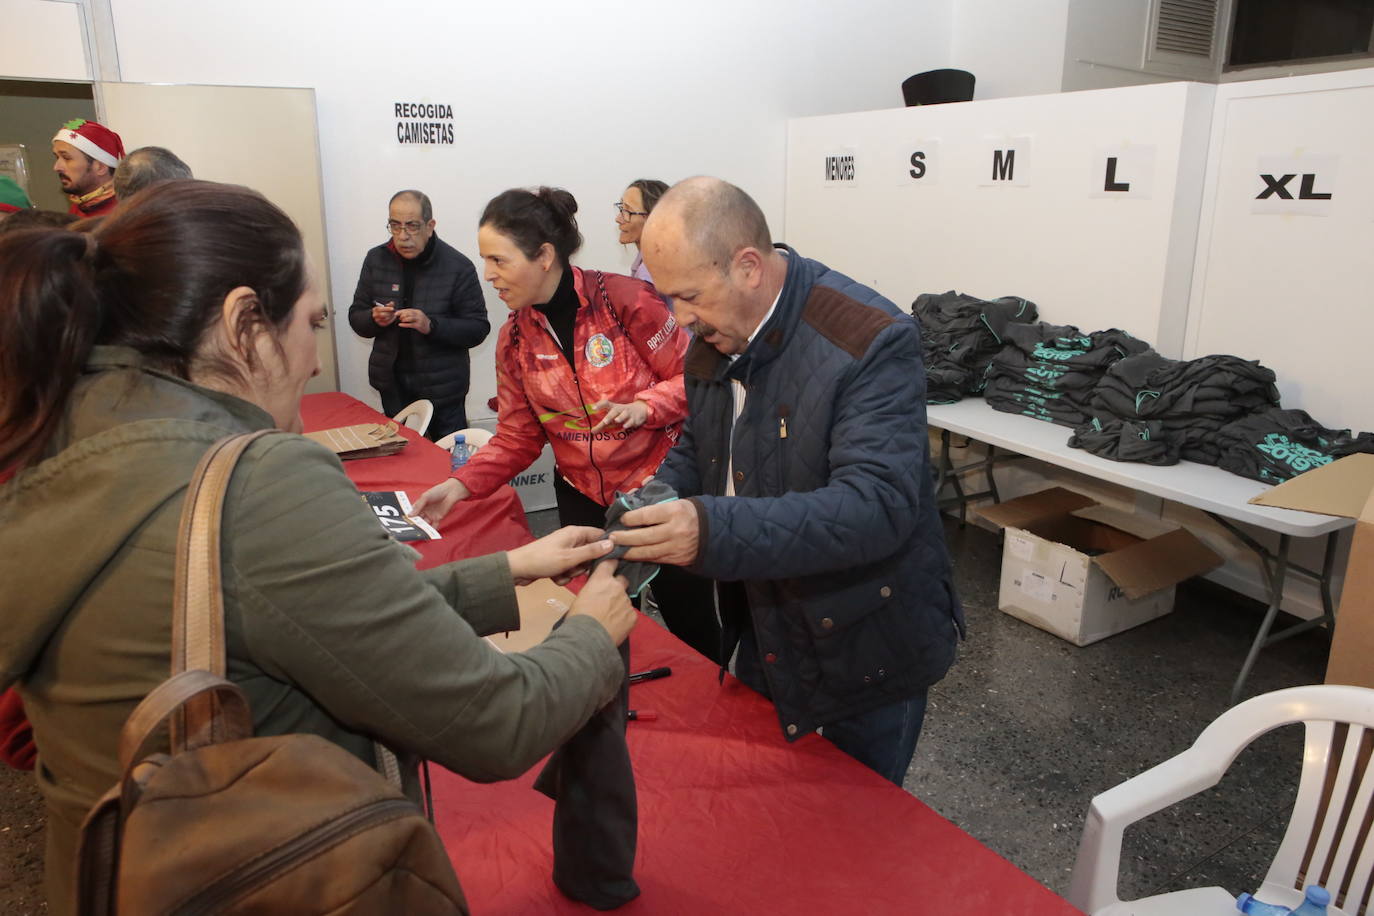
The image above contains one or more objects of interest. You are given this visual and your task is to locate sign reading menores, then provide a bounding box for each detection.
[394,102,455,145]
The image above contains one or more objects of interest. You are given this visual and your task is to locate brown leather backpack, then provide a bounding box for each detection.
[74,432,469,914]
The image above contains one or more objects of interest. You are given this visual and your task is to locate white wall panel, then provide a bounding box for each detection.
[1185,69,1374,433]
[785,80,1214,354]
[950,0,1071,100]
[1,0,89,81]
[107,0,953,417]
[97,82,340,393]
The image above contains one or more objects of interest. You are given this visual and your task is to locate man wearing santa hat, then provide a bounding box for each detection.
[51,118,125,217]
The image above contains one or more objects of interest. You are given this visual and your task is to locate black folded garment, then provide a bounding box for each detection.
[1085,352,1282,466]
[983,323,1149,426]
[1216,408,1374,484]
[594,478,680,597]
[911,290,1039,404]
[1090,353,1279,425]
[1069,417,1180,466]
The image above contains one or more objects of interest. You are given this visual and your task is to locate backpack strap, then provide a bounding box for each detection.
[171,431,274,678]
[120,670,253,766]
[169,429,402,788]
[169,430,273,752]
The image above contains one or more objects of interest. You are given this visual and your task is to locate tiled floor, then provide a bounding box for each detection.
[921,517,1325,901]
[532,505,1334,904]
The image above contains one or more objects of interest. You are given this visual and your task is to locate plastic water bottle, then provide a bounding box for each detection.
[1292,886,1332,916]
[1235,894,1291,916]
[1236,885,1331,916]
[449,434,471,473]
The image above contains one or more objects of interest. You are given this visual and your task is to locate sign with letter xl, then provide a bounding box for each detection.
[1251,154,1340,217]
[978,136,1032,187]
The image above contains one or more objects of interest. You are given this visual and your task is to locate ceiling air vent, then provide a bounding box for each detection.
[1155,0,1219,56]
[1145,0,1223,79]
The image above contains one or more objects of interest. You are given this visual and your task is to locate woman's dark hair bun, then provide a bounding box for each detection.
[480,186,583,266]
[537,186,578,220]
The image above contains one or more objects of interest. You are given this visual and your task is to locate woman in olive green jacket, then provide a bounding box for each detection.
[0,181,638,914]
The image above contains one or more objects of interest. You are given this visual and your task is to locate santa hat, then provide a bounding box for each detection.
[0,177,31,213]
[52,118,125,168]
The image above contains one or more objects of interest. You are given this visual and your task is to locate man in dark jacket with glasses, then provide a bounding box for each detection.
[348,189,490,439]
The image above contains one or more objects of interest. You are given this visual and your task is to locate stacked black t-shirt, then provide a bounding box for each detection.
[1083,352,1280,464]
[911,290,1039,404]
[1214,408,1374,484]
[1067,417,1180,466]
[983,323,1149,427]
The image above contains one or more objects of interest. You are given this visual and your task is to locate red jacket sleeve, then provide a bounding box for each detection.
[452,320,548,499]
[610,276,689,429]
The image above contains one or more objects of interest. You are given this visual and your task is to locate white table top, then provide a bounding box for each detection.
[927,400,1353,538]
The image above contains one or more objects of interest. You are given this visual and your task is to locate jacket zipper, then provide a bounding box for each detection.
[541,315,609,505]
[570,368,609,503]
[173,798,419,916]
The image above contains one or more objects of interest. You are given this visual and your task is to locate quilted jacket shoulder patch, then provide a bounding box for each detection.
[802,287,897,360]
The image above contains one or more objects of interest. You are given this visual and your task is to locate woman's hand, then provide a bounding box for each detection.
[507,526,615,586]
[412,478,471,525]
[569,560,637,645]
[590,399,649,433]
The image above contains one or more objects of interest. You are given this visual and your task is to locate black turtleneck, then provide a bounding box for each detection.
[534,266,578,367]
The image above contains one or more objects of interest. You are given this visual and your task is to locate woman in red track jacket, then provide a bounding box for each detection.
[416,188,721,664]
[414,187,687,523]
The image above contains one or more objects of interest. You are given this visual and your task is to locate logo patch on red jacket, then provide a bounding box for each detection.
[585,333,614,368]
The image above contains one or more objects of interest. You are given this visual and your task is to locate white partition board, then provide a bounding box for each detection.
[784,81,1214,356]
[1185,70,1374,433]
[98,82,340,394]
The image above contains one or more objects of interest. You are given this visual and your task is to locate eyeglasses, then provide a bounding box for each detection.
[614,202,648,220]
[387,220,427,236]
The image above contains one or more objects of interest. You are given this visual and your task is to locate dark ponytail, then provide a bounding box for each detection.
[0,230,104,470]
[0,179,306,471]
[479,186,583,266]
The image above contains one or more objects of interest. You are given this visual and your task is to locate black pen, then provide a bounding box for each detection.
[628,666,672,684]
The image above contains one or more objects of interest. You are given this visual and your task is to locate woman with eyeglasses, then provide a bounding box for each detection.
[614,179,668,286]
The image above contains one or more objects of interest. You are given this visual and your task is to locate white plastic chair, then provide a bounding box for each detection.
[434,427,493,454]
[1069,685,1374,915]
[391,399,434,437]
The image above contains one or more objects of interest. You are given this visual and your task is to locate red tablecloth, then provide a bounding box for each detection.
[300,392,531,568]
[307,392,1079,914]
[432,623,1080,915]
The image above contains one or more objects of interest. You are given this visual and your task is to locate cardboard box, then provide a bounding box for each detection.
[978,488,1223,647]
[1246,453,1374,688]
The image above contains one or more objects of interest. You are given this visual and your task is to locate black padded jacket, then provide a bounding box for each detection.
[347,235,490,406]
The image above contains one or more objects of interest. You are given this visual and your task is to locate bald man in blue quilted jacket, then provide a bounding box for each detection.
[612,177,964,784]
